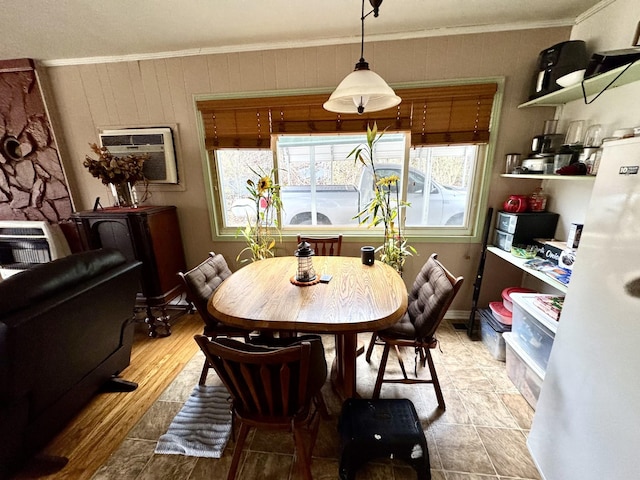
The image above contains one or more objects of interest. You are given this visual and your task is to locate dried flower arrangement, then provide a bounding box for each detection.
[83,143,148,185]
[83,143,150,205]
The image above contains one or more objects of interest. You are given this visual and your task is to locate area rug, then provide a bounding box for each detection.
[155,384,232,458]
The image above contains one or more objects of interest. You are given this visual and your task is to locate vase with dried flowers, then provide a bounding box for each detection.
[236,167,283,263]
[83,143,150,207]
[349,123,416,273]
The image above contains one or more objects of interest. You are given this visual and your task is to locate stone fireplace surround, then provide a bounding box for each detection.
[0,59,72,224]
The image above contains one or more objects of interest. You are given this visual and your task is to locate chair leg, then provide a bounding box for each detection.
[315,392,330,420]
[418,346,427,367]
[394,345,409,380]
[227,422,250,480]
[293,425,314,480]
[425,349,445,410]
[199,359,210,385]
[365,332,377,362]
[373,343,391,399]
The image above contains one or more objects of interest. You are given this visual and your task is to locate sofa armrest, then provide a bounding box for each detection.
[0,249,128,317]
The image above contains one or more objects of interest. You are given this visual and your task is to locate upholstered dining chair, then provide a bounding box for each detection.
[178,252,252,385]
[365,253,463,410]
[297,234,343,256]
[194,335,327,480]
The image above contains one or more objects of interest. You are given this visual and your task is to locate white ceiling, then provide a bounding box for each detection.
[1,0,605,65]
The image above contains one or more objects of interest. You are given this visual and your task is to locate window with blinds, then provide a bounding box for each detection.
[200,82,498,237]
[196,83,497,149]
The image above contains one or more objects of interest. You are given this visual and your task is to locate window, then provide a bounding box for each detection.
[199,81,499,238]
[216,149,274,227]
[214,133,482,232]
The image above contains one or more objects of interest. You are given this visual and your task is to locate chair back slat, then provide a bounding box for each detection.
[262,363,281,416]
[218,358,253,413]
[279,363,292,417]
[239,363,263,415]
[297,235,343,256]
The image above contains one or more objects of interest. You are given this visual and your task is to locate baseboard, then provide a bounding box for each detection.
[444,309,471,321]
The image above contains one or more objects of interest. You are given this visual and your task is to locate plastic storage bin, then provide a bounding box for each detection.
[510,293,559,371]
[489,301,513,325]
[502,287,536,312]
[480,308,510,361]
[504,332,545,409]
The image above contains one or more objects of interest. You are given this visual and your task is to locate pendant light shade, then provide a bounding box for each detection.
[323,63,401,114]
[323,0,400,115]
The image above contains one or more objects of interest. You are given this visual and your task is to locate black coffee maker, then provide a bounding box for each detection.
[529,40,589,100]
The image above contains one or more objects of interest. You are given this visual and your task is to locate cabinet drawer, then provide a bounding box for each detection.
[493,229,514,251]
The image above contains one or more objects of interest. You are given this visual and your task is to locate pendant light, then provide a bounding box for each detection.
[323,0,400,115]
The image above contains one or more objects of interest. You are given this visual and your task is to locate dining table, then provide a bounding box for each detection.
[208,255,408,399]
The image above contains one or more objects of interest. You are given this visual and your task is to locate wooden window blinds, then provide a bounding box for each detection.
[197,83,497,149]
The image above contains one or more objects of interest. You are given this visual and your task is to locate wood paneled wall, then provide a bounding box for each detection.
[43,27,570,309]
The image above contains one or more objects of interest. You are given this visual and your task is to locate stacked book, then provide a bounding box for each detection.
[533,295,564,321]
[523,258,572,286]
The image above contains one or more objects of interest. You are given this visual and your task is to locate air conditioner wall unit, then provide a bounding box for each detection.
[99,127,178,184]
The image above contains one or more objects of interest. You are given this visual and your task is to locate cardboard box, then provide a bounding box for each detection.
[533,239,565,263]
[567,223,583,248]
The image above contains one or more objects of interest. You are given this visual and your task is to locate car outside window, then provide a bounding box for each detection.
[213,132,481,233]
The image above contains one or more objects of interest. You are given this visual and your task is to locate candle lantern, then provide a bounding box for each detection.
[294,241,316,283]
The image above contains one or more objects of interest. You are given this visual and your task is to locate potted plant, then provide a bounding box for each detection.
[236,167,283,263]
[349,123,416,273]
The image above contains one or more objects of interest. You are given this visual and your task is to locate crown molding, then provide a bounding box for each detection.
[41,19,575,67]
[575,0,616,24]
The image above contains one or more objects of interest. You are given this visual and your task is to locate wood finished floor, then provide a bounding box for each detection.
[13,314,541,480]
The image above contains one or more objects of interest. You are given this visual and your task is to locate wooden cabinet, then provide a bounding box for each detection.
[72,205,187,337]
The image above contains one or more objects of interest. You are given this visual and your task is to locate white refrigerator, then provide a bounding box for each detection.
[528,136,640,479]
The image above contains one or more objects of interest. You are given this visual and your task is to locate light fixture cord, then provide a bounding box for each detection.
[360,0,366,62]
[359,0,379,63]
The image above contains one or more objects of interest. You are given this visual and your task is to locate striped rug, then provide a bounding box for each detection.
[155,384,232,458]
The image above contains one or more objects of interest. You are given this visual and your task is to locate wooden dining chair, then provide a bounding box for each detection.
[297,234,343,256]
[178,252,252,385]
[365,253,463,410]
[194,335,327,480]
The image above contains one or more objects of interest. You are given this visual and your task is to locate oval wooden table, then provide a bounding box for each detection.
[208,256,408,399]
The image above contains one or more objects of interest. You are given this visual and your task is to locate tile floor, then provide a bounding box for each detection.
[92,320,540,480]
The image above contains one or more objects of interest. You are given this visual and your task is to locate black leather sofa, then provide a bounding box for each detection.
[0,249,141,479]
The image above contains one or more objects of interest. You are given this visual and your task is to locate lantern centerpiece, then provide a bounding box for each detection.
[292,241,319,286]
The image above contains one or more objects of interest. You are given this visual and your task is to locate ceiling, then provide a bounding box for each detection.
[1,0,605,65]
